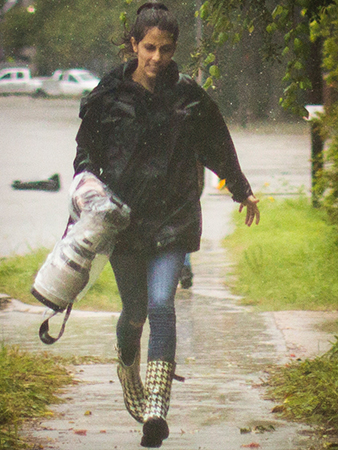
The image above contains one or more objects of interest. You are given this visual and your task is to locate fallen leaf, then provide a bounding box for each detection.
[100,430,107,433]
[84,410,92,416]
[242,443,260,448]
[74,430,87,436]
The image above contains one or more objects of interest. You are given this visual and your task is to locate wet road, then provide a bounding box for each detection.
[0,97,79,256]
[0,97,324,449]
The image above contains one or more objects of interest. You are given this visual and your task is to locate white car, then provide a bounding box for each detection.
[0,67,42,95]
[40,69,100,97]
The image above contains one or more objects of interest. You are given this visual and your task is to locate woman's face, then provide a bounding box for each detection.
[131,27,176,81]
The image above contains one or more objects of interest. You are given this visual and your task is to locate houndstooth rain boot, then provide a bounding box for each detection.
[116,347,145,423]
[140,360,176,448]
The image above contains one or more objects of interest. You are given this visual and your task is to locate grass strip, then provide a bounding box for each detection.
[0,248,121,311]
[0,345,74,449]
[224,195,338,310]
[267,337,338,434]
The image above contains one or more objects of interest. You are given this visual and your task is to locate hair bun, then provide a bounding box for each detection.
[137,2,169,15]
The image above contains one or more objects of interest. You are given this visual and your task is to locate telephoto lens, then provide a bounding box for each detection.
[31,172,130,312]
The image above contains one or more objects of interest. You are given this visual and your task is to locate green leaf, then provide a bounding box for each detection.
[217,31,228,44]
[200,1,209,20]
[119,11,127,23]
[299,78,312,90]
[266,23,277,34]
[284,31,291,43]
[282,46,290,56]
[209,64,220,78]
[203,76,213,90]
[294,60,303,70]
[294,38,302,51]
[272,5,284,19]
[204,52,215,65]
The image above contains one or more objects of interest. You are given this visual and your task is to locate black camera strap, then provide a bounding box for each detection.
[39,303,73,345]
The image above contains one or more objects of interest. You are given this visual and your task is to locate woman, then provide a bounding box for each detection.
[73,3,260,447]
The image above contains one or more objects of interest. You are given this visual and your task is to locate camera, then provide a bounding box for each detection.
[31,172,130,312]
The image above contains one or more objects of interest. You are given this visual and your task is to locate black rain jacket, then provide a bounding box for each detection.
[74,59,253,254]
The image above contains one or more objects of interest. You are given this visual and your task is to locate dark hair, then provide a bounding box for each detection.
[118,2,179,57]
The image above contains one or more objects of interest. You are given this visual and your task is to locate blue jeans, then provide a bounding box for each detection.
[110,250,186,363]
[183,253,191,269]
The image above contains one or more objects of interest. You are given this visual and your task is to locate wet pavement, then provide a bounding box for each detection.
[0,97,335,449]
[1,193,338,449]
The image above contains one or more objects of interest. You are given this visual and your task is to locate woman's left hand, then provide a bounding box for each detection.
[239,195,260,227]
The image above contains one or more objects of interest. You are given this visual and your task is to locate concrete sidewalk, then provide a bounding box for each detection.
[1,194,337,449]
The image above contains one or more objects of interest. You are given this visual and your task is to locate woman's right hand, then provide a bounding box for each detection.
[238,195,260,227]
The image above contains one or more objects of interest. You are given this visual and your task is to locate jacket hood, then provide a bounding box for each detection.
[79,58,180,119]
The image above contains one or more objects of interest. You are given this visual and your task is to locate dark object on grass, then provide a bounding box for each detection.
[12,173,61,192]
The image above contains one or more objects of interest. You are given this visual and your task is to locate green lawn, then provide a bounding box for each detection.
[224,195,338,310]
[0,248,121,311]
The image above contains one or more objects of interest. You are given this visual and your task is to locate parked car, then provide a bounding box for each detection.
[38,69,100,97]
[0,67,100,98]
[0,67,42,95]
